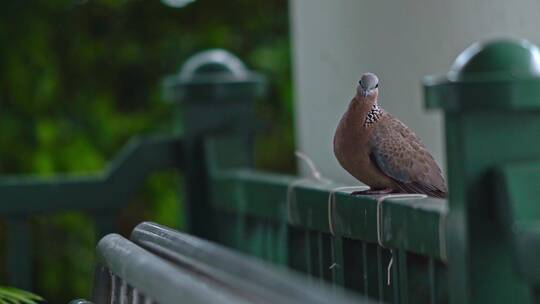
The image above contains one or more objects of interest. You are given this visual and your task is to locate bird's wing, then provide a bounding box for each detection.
[370,114,447,198]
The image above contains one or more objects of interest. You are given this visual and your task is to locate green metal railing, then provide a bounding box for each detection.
[424,39,540,304]
[204,136,448,303]
[1,135,183,289]
[1,40,540,304]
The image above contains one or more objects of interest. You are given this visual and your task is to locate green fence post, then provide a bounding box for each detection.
[424,39,540,303]
[163,49,265,238]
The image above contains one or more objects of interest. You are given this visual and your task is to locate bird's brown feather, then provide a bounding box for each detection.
[370,113,447,198]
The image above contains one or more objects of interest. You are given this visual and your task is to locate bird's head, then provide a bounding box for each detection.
[356,72,379,101]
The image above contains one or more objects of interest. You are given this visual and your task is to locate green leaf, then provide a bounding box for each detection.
[0,287,44,304]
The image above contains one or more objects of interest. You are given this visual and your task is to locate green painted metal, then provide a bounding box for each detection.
[451,40,540,79]
[0,135,182,289]
[0,135,182,215]
[210,167,447,259]
[495,161,540,297]
[205,135,449,303]
[162,49,266,239]
[1,41,537,303]
[425,38,540,304]
[425,39,540,112]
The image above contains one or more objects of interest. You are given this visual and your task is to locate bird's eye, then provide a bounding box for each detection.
[375,83,379,88]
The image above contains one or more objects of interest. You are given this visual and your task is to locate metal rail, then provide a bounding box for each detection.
[78,223,372,304]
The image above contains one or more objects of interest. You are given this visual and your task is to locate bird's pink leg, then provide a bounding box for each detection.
[351,188,395,196]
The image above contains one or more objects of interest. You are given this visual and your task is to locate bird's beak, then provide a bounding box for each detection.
[362,90,369,97]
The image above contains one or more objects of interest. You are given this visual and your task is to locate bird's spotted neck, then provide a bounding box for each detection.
[363,103,383,127]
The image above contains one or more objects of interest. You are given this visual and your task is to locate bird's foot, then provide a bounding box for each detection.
[350,188,395,196]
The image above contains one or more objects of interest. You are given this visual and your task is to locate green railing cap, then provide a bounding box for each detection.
[162,49,266,103]
[450,39,540,80]
[424,38,540,112]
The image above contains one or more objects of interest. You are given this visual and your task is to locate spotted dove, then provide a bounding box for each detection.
[333,73,447,198]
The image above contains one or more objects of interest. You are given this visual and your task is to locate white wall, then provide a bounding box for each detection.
[290,0,540,184]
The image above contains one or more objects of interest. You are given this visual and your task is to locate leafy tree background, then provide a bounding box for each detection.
[0,0,293,302]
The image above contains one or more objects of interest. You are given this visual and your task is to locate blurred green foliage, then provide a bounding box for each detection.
[0,0,292,302]
[0,286,43,304]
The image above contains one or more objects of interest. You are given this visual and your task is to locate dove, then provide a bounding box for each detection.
[333,73,447,198]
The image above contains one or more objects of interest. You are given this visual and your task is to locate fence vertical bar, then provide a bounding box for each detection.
[376,246,384,301]
[398,250,408,304]
[428,258,436,304]
[331,237,345,286]
[361,242,367,296]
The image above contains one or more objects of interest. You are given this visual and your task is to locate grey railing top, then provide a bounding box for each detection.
[98,234,250,304]
[130,222,371,304]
